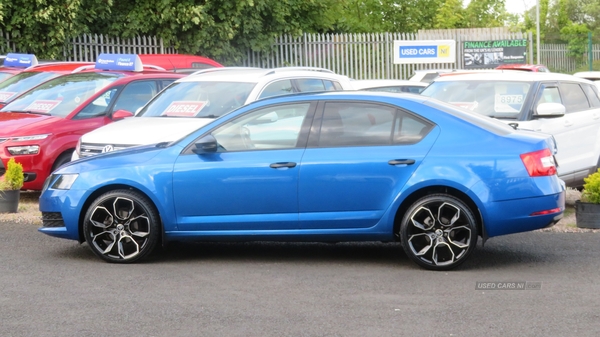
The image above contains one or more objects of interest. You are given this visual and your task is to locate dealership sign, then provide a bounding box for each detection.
[463,39,527,69]
[393,40,456,64]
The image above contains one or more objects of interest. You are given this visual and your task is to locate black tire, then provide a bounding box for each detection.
[51,152,73,172]
[83,189,161,263]
[400,194,478,271]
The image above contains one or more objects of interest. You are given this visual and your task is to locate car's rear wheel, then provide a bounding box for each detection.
[400,194,478,271]
[83,189,160,263]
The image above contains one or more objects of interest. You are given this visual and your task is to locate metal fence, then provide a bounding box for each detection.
[66,34,176,62]
[541,43,600,73]
[243,28,530,80]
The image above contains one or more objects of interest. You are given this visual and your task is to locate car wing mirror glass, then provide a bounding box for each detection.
[112,109,135,120]
[192,134,218,154]
[535,102,565,118]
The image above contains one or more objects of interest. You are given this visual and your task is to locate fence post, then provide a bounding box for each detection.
[589,32,593,71]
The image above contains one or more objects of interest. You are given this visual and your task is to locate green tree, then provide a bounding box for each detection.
[434,0,465,29]
[463,0,507,28]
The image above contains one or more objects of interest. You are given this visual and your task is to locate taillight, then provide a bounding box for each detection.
[520,148,557,177]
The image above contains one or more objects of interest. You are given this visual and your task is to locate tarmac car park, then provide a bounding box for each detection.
[72,67,354,160]
[0,53,185,190]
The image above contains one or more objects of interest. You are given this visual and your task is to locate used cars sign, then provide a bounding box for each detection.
[393,40,456,64]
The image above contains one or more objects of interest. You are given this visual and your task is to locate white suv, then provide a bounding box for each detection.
[421,72,600,188]
[73,67,353,160]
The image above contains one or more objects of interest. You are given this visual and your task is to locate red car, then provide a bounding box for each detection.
[0,53,39,83]
[0,53,185,190]
[495,64,550,72]
[138,54,223,71]
[0,61,94,109]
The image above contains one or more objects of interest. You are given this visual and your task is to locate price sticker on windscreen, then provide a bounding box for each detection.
[162,101,207,117]
[494,94,523,113]
[24,100,62,113]
[0,92,17,102]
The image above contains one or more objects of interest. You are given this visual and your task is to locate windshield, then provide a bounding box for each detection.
[0,72,122,117]
[138,81,256,118]
[421,80,532,119]
[0,71,61,103]
[0,72,14,82]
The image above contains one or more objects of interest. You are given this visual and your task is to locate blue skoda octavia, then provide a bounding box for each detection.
[38,91,565,270]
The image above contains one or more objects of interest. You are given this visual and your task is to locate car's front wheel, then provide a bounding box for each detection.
[83,190,160,263]
[400,194,478,270]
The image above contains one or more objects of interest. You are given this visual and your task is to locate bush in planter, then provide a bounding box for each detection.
[0,158,24,213]
[576,169,600,228]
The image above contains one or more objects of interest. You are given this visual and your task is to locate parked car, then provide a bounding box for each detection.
[495,64,550,72]
[137,54,223,72]
[38,91,564,270]
[0,53,185,190]
[420,72,600,188]
[351,79,427,93]
[0,53,39,82]
[573,71,600,90]
[72,67,354,160]
[0,61,94,109]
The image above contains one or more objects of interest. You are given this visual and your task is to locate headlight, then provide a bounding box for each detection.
[7,145,39,155]
[12,134,50,142]
[50,174,79,190]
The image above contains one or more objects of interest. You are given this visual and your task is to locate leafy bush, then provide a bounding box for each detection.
[581,169,600,204]
[0,158,24,191]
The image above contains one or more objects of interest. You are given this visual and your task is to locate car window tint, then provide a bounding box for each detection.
[323,80,336,91]
[212,102,311,152]
[560,82,590,113]
[582,84,600,108]
[74,88,119,119]
[317,102,397,147]
[259,80,294,99]
[536,85,562,107]
[112,80,158,114]
[394,110,434,145]
[296,79,326,92]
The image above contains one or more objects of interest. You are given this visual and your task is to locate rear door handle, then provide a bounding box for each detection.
[388,159,415,166]
[270,162,297,169]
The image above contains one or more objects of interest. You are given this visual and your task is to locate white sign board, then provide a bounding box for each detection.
[393,40,456,64]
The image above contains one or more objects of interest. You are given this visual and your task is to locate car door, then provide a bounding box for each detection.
[528,81,600,181]
[298,101,436,229]
[172,101,316,231]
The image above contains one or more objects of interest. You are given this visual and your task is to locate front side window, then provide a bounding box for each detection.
[212,102,312,152]
[0,72,121,117]
[317,102,432,147]
[74,88,119,119]
[560,82,590,113]
[111,80,158,114]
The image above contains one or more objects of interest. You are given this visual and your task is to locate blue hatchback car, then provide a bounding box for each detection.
[38,91,565,270]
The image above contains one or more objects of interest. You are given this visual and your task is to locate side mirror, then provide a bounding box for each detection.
[535,102,565,118]
[192,135,218,154]
[112,109,135,120]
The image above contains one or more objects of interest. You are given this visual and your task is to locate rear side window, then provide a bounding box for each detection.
[317,102,432,147]
[560,82,590,113]
[296,79,326,92]
[259,80,294,99]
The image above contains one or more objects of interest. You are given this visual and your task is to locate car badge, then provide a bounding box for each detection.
[102,145,114,153]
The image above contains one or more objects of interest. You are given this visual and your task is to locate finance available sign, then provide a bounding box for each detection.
[393,40,456,64]
[463,39,528,69]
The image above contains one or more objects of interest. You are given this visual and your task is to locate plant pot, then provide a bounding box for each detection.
[0,190,20,213]
[575,200,600,229]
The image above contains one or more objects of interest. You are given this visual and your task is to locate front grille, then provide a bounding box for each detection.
[79,143,133,158]
[41,212,65,227]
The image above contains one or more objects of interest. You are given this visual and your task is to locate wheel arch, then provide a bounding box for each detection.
[77,184,165,246]
[393,185,484,241]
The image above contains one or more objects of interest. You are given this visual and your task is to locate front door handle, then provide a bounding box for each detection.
[270,162,297,169]
[388,159,415,166]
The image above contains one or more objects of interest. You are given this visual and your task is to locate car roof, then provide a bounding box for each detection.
[138,54,223,70]
[573,71,600,80]
[20,62,95,73]
[495,64,547,71]
[431,71,592,83]
[177,67,351,83]
[351,79,428,90]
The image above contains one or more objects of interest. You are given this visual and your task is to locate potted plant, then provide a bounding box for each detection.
[575,168,600,228]
[0,158,24,213]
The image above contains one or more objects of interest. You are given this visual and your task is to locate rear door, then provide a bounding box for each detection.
[298,101,436,229]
